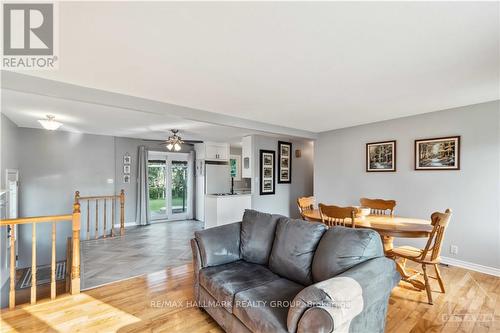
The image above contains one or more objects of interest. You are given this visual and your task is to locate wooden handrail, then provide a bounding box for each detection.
[0,214,73,226]
[75,190,125,239]
[77,195,121,200]
[3,202,81,309]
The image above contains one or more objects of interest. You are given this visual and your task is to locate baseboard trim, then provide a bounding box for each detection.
[441,256,500,277]
[113,222,137,228]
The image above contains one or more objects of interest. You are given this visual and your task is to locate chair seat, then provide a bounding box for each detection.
[199,260,280,313]
[390,245,423,259]
[389,246,440,264]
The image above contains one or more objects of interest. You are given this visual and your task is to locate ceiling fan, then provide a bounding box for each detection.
[142,129,203,151]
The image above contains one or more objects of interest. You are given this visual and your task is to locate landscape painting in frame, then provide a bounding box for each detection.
[415,136,460,170]
[366,140,396,172]
[259,150,275,195]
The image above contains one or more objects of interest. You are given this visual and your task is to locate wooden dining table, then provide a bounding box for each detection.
[302,209,433,290]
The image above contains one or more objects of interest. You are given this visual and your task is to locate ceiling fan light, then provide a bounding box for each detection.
[174,143,181,151]
[166,143,174,150]
[38,115,62,131]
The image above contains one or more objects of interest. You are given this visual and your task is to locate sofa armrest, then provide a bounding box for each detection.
[193,222,241,268]
[287,257,400,333]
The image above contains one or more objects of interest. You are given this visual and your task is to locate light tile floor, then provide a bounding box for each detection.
[80,220,203,290]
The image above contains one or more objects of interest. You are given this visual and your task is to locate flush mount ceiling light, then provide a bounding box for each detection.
[165,129,184,151]
[38,115,62,131]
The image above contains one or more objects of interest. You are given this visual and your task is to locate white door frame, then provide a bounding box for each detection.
[148,151,193,222]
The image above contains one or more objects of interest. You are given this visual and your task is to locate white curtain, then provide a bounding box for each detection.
[136,145,150,225]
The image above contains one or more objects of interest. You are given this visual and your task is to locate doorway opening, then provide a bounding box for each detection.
[147,152,193,221]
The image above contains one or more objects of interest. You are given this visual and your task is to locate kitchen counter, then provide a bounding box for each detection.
[204,194,252,229]
[205,193,251,198]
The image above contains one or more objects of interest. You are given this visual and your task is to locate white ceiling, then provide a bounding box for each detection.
[1,89,273,145]
[11,2,500,132]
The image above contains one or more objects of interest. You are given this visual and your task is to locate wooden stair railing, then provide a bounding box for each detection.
[74,190,125,240]
[0,203,81,309]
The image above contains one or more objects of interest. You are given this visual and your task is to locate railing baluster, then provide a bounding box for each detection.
[87,200,90,240]
[103,198,107,238]
[95,199,99,239]
[51,222,56,299]
[120,190,125,236]
[31,223,37,304]
[111,197,115,237]
[66,237,71,293]
[9,224,15,309]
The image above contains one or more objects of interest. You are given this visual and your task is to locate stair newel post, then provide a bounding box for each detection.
[120,189,125,236]
[70,202,81,295]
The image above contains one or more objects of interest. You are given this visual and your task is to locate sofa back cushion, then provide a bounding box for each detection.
[240,209,281,265]
[312,227,383,282]
[269,218,327,285]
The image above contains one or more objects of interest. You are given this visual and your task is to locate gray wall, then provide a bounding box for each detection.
[251,135,314,218]
[314,101,500,269]
[0,114,19,304]
[17,129,116,268]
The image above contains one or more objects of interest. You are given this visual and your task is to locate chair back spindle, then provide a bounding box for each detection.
[360,198,396,216]
[319,203,357,228]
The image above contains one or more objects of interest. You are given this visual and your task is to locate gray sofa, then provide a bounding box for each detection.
[191,209,400,333]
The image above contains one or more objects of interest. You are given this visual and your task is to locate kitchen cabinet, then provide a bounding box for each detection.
[204,194,252,229]
[195,142,229,161]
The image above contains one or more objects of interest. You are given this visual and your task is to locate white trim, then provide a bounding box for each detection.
[113,222,137,228]
[441,256,500,277]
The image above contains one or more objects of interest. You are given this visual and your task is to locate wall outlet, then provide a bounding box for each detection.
[450,245,458,255]
[107,178,114,184]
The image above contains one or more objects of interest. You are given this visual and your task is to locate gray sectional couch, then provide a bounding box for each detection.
[191,209,400,333]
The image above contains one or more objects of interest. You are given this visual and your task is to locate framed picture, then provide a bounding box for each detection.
[229,154,241,181]
[123,165,131,174]
[278,141,292,183]
[415,136,460,170]
[366,140,396,172]
[123,175,130,183]
[123,154,131,165]
[259,150,275,195]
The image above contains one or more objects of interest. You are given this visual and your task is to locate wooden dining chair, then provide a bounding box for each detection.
[318,203,357,228]
[360,198,396,216]
[388,209,452,305]
[297,196,316,221]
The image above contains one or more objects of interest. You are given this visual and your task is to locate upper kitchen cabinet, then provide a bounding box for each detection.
[195,142,230,161]
[242,136,252,178]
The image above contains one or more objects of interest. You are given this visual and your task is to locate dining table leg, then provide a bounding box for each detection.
[381,234,426,291]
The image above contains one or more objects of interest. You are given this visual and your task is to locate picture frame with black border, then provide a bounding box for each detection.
[278,141,292,183]
[259,149,275,195]
[366,140,396,172]
[415,136,460,170]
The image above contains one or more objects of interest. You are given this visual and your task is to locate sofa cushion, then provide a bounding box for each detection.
[195,222,241,267]
[233,278,304,333]
[240,209,281,265]
[199,260,280,313]
[269,218,327,285]
[312,227,384,282]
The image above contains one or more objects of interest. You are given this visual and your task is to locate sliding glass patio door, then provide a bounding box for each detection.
[148,152,192,221]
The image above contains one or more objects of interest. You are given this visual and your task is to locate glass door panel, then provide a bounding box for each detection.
[148,160,167,220]
[171,161,188,215]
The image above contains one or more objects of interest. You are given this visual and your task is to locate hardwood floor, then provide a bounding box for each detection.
[81,220,203,289]
[1,262,498,332]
